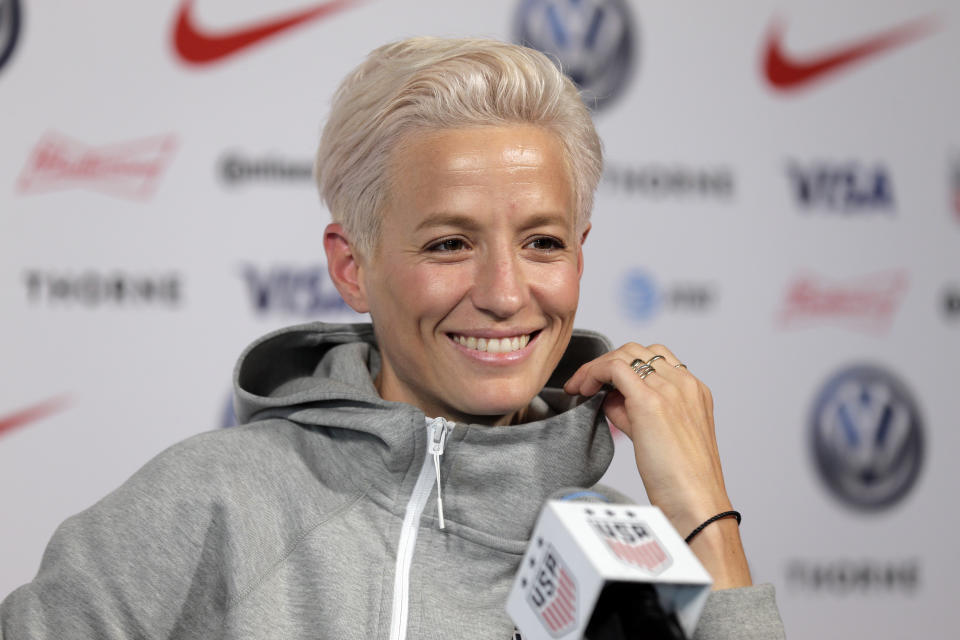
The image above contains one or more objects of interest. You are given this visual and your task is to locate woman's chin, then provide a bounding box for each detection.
[447,395,536,426]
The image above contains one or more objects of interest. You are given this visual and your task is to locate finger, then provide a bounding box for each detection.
[635,359,678,392]
[648,343,697,376]
[644,344,686,379]
[564,356,607,394]
[567,352,653,397]
[565,342,693,396]
[568,356,629,397]
[565,343,650,393]
[645,343,681,367]
[607,357,661,402]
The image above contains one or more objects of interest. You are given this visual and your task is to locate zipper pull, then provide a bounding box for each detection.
[428,418,452,530]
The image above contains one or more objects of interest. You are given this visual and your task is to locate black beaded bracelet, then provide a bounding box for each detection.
[684,510,741,544]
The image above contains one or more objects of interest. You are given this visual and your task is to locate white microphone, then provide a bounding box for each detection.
[506,489,713,640]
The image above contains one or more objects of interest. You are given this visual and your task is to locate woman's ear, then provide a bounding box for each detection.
[323,223,370,313]
[577,223,591,278]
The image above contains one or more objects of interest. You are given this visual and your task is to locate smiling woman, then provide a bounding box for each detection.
[1,36,784,640]
[325,125,583,424]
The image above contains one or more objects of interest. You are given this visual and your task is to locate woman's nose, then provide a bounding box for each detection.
[470,249,529,319]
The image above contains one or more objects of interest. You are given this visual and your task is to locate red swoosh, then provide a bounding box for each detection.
[0,396,69,438]
[173,0,359,65]
[763,15,938,91]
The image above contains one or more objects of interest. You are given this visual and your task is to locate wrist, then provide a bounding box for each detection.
[687,517,753,590]
[652,493,734,542]
[684,510,741,544]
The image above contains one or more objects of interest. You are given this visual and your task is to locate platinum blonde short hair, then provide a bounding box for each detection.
[315,36,603,258]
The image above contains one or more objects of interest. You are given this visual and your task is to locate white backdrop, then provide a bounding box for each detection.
[1,1,958,637]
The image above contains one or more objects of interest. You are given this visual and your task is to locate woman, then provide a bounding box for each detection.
[1,37,783,639]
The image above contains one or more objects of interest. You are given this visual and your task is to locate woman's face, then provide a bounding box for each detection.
[358,125,585,425]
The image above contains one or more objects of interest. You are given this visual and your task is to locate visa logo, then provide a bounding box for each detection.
[240,264,352,315]
[787,162,895,211]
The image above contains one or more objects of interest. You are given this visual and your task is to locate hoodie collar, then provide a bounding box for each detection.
[233,322,615,547]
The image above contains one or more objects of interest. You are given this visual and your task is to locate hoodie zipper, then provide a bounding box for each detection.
[388,417,452,640]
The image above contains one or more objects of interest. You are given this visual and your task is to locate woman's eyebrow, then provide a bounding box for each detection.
[414,212,483,232]
[516,212,571,231]
[414,211,570,233]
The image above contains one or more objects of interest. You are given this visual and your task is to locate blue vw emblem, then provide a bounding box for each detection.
[514,0,636,110]
[810,364,924,511]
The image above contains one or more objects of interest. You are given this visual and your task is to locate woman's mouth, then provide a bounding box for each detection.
[447,331,538,353]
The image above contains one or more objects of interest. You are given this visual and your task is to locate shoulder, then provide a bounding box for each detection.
[117,419,355,521]
[2,421,345,637]
[50,419,359,565]
[138,420,311,487]
[40,420,360,609]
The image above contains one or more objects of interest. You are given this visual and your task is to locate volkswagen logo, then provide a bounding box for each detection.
[809,364,924,511]
[514,0,636,110]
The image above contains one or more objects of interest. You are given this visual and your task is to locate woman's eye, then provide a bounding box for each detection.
[428,238,466,252]
[527,236,565,251]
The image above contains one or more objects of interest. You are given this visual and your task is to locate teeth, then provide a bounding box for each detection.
[451,333,532,353]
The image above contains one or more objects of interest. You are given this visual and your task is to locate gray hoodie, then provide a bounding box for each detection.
[1,322,784,639]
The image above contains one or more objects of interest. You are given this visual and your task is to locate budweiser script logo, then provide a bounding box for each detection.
[777,271,908,333]
[17,131,177,200]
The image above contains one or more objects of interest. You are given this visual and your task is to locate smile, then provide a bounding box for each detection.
[448,333,533,353]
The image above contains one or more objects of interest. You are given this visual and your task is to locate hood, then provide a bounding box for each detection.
[232,321,616,544]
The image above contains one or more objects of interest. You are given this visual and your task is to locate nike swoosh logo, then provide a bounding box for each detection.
[0,396,69,438]
[173,0,359,65]
[763,15,938,91]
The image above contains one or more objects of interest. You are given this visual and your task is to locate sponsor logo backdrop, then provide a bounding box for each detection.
[1,1,957,637]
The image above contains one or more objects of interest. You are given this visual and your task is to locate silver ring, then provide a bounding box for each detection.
[647,355,666,367]
[674,363,687,369]
[630,358,646,373]
[638,366,656,380]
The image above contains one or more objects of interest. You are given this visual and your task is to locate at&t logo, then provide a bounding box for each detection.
[809,364,924,511]
[620,269,714,322]
[514,0,635,110]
